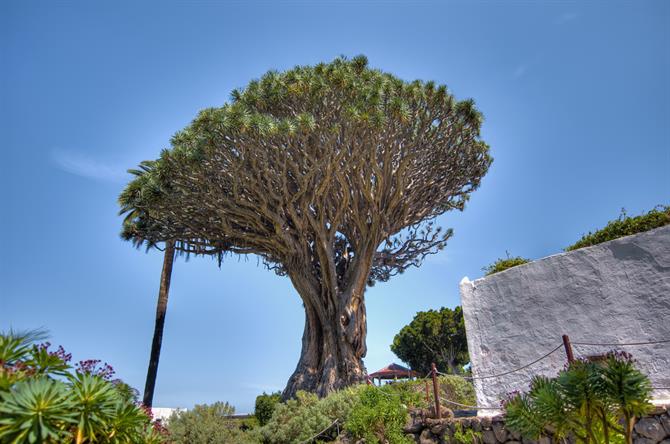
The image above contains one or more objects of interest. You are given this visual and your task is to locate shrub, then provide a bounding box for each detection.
[452,421,482,444]
[566,205,670,251]
[254,391,281,426]
[0,329,165,444]
[381,375,475,410]
[504,351,652,443]
[483,255,530,276]
[167,402,259,444]
[259,385,363,444]
[391,306,469,375]
[344,385,414,444]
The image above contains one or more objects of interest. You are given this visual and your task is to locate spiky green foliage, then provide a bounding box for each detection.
[504,352,652,444]
[566,205,670,251]
[70,373,123,443]
[391,306,469,375]
[0,330,165,444]
[118,54,491,280]
[0,378,76,443]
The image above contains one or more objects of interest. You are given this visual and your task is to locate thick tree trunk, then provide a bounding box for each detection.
[282,276,369,399]
[143,241,175,408]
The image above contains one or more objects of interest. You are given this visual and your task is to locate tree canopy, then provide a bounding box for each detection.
[119,55,491,397]
[391,306,469,375]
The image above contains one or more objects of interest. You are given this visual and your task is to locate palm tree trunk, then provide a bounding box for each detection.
[142,240,176,408]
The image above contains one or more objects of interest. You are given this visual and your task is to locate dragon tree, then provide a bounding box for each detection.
[119,55,492,399]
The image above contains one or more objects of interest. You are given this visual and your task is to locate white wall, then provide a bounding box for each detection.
[460,225,670,414]
[151,407,187,423]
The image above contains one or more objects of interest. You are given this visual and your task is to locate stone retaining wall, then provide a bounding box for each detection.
[404,406,670,444]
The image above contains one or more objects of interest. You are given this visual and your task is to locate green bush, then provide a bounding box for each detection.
[483,256,530,275]
[504,351,652,443]
[0,329,165,444]
[254,391,281,426]
[259,386,362,444]
[344,385,414,444]
[382,375,475,410]
[164,377,471,444]
[391,306,469,375]
[167,402,259,444]
[452,421,482,444]
[566,205,670,251]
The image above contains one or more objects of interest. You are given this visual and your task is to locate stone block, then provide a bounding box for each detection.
[430,421,449,436]
[635,417,667,441]
[492,421,508,442]
[482,429,498,444]
[660,414,670,436]
[471,418,482,432]
[419,428,437,444]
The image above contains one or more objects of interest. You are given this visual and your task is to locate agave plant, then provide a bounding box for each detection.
[504,351,653,444]
[0,329,48,365]
[0,330,50,391]
[600,352,653,444]
[0,330,167,444]
[106,402,157,444]
[0,377,76,443]
[69,373,122,443]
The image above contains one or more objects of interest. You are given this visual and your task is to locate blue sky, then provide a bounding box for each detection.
[1,0,668,413]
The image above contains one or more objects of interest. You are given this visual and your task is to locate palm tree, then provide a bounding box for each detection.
[118,161,177,408]
[142,240,175,408]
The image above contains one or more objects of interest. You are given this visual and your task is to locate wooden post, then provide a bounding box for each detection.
[562,334,575,364]
[424,379,431,404]
[431,363,441,419]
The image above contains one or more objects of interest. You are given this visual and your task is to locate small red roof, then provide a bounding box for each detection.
[369,363,419,379]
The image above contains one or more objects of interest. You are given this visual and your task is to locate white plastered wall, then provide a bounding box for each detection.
[460,225,670,415]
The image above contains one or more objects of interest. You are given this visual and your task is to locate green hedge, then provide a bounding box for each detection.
[483,256,530,276]
[483,205,669,276]
[565,205,670,251]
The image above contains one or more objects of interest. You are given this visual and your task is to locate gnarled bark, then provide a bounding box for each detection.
[282,279,368,399]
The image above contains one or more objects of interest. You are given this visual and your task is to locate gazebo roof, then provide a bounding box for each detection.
[368,363,419,380]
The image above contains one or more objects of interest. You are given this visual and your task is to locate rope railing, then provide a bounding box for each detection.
[299,418,339,444]
[436,343,564,381]
[572,339,670,346]
[404,335,669,416]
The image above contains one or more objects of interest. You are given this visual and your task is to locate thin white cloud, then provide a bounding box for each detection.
[555,12,578,25]
[51,148,126,183]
